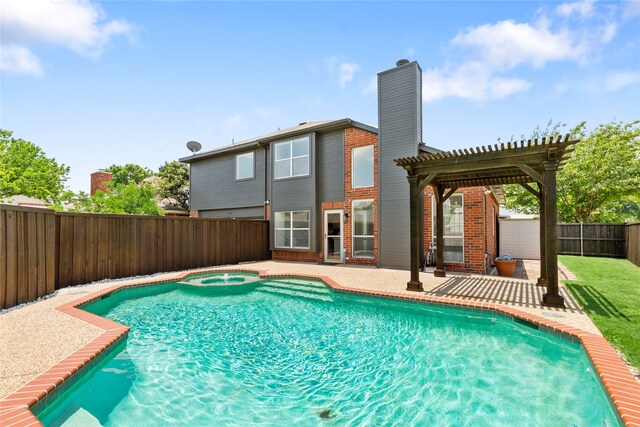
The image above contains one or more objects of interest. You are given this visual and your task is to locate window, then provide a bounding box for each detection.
[352,199,374,258]
[352,145,374,188]
[274,210,310,249]
[432,194,464,263]
[235,151,254,180]
[274,137,310,179]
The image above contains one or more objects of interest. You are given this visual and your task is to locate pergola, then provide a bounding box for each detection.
[395,135,579,308]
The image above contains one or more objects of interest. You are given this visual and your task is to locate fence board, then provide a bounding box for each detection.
[627,222,640,267]
[5,210,18,307]
[36,214,47,298]
[27,212,38,301]
[16,211,28,304]
[45,213,56,295]
[0,210,5,308]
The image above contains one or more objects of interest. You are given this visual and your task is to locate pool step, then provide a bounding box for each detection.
[53,405,101,427]
[257,279,332,301]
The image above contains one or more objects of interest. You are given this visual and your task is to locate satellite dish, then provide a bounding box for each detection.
[186,140,202,154]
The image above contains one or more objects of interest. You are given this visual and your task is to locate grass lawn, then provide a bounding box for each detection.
[560,255,640,370]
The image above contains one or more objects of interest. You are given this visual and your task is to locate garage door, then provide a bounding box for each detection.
[499,218,540,259]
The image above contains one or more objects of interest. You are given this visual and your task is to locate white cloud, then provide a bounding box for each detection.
[452,19,584,69]
[338,62,359,87]
[423,63,533,102]
[1,0,135,76]
[324,56,360,87]
[603,71,640,92]
[556,0,595,18]
[0,44,42,77]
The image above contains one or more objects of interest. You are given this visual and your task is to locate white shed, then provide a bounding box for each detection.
[499,216,540,259]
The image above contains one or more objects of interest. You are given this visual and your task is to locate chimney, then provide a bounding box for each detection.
[377,59,423,269]
[90,170,113,195]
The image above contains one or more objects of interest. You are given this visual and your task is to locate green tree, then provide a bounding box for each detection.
[73,182,164,215]
[105,163,153,186]
[504,120,640,222]
[156,161,189,211]
[0,129,70,202]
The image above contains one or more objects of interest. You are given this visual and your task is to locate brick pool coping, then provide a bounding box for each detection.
[1,268,639,427]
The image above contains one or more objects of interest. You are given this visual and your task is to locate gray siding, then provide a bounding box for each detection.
[315,129,345,253]
[270,133,318,252]
[377,61,422,269]
[316,130,345,202]
[190,148,266,213]
[199,206,264,219]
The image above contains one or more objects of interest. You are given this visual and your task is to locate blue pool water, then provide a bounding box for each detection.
[36,274,621,426]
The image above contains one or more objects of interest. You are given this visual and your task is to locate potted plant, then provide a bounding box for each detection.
[494,254,516,277]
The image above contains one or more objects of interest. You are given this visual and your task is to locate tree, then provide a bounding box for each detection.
[504,120,640,222]
[105,163,153,186]
[72,182,164,216]
[0,129,70,202]
[156,161,189,211]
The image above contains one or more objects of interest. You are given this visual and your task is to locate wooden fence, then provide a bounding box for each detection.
[627,222,640,267]
[557,223,627,258]
[1,205,270,309]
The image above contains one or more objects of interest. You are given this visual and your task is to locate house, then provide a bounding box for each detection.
[181,60,503,274]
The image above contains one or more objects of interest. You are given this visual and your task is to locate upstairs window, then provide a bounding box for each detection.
[274,137,310,179]
[352,145,374,188]
[235,151,254,180]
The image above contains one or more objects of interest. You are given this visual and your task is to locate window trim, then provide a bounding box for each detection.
[273,137,310,180]
[432,193,464,264]
[351,145,375,189]
[352,199,375,259]
[235,151,255,181]
[274,210,310,250]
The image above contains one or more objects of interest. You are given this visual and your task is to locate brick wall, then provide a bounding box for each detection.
[423,186,500,274]
[343,127,378,266]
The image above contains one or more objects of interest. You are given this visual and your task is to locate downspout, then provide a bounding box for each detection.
[483,188,487,274]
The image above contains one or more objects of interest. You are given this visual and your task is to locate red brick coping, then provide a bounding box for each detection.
[1,268,639,427]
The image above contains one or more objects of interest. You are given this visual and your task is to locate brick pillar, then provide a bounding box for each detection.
[90,171,112,195]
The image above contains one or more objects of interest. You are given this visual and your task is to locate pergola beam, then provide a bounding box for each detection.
[520,182,540,198]
[418,173,438,192]
[517,163,544,184]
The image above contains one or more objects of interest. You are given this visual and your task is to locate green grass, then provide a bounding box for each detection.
[560,255,640,370]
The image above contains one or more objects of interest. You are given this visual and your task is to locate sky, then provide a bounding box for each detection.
[1,0,639,194]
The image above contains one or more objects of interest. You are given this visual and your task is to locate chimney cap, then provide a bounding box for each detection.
[396,59,410,66]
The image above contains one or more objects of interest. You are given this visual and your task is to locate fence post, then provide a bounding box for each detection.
[580,222,583,257]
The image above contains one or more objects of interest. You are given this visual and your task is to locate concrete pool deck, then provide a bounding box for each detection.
[1,261,640,426]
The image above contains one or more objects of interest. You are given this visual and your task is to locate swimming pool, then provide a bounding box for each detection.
[34,273,621,426]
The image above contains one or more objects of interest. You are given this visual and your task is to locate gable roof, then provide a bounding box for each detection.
[180,118,377,163]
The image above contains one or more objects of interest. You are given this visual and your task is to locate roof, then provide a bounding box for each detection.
[0,195,48,207]
[180,118,377,163]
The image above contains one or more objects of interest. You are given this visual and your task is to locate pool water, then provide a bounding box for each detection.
[36,276,621,426]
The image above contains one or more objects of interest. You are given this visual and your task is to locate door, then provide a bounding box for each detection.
[324,210,343,263]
